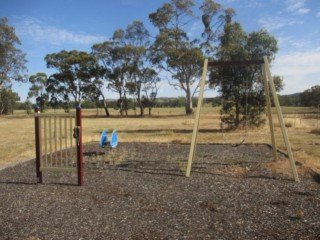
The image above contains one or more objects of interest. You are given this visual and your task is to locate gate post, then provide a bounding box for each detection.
[76,106,83,186]
[34,106,42,183]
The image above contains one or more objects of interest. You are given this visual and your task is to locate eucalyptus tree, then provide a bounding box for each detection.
[200,1,235,54]
[92,41,127,115]
[0,17,27,90]
[0,89,19,114]
[140,68,161,116]
[209,21,280,128]
[149,0,226,115]
[0,17,27,115]
[92,39,133,116]
[28,73,48,111]
[93,21,154,116]
[45,50,100,109]
[113,21,152,116]
[81,65,111,116]
[198,2,281,128]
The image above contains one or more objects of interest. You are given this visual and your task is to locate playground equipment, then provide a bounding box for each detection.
[34,107,83,186]
[99,129,119,149]
[187,57,300,182]
[34,106,120,186]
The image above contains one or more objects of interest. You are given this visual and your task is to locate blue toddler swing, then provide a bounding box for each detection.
[99,129,118,148]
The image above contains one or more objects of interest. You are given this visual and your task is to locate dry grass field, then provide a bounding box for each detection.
[0,106,319,176]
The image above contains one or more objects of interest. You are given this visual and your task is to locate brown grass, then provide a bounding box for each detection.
[1,107,319,173]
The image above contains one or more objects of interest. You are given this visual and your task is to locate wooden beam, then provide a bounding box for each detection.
[208,59,264,67]
[263,56,300,182]
[186,59,208,177]
[262,64,278,162]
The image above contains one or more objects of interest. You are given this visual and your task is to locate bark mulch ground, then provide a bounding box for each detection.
[0,142,319,240]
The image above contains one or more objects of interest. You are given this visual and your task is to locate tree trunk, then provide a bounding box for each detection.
[235,102,240,128]
[120,101,123,116]
[140,105,144,116]
[0,92,4,115]
[103,104,110,117]
[148,107,152,116]
[100,91,110,117]
[137,98,144,117]
[124,93,128,116]
[136,86,144,117]
[185,87,193,115]
[102,99,110,117]
[118,92,123,116]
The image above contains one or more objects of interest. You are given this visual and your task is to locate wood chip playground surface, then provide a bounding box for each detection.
[1,142,320,239]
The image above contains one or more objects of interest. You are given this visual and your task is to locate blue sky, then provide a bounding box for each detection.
[1,0,319,101]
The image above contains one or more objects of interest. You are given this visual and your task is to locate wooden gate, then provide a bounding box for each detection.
[34,107,83,186]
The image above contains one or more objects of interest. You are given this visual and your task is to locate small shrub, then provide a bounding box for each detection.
[310,128,320,135]
[159,130,174,136]
[179,161,187,172]
[296,208,305,219]
[285,120,293,128]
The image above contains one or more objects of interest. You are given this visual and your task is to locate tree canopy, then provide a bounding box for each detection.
[301,85,320,107]
[28,72,48,111]
[0,17,27,89]
[93,21,157,116]
[149,0,206,114]
[0,89,19,114]
[45,50,100,109]
[0,17,27,115]
[209,21,280,128]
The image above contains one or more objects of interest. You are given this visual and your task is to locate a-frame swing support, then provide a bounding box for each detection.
[186,56,300,182]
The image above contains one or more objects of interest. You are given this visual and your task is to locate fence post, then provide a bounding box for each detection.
[76,106,83,186]
[34,106,42,183]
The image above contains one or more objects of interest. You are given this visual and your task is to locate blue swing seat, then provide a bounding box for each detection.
[99,129,118,148]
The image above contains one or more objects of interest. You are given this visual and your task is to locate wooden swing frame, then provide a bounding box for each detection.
[186,56,300,182]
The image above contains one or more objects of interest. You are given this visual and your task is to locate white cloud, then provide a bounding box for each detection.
[277,36,311,49]
[286,0,310,15]
[272,50,320,93]
[258,17,302,31]
[16,17,106,46]
[297,8,310,14]
[273,50,320,75]
[286,0,304,11]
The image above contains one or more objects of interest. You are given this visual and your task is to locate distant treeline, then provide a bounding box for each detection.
[278,86,320,107]
[15,97,200,111]
[14,89,319,114]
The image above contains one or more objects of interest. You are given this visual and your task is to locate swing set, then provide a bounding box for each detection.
[186,56,300,182]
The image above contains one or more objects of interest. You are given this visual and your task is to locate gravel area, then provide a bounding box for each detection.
[0,142,319,239]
